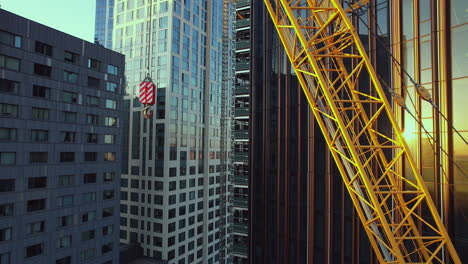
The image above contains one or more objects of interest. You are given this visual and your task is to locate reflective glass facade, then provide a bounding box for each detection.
[392,0,468,261]
[95,0,114,49]
[249,0,468,263]
[112,0,233,263]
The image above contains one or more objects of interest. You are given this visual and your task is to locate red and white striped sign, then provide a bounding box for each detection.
[139,79,156,105]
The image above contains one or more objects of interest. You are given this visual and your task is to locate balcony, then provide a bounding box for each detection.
[235,107,249,117]
[236,18,251,28]
[233,152,248,162]
[233,197,248,208]
[236,0,250,9]
[236,40,250,50]
[234,130,248,139]
[233,244,248,256]
[236,61,250,71]
[234,175,248,185]
[233,222,248,235]
[235,85,249,95]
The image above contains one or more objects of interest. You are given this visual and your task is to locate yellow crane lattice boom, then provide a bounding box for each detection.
[262,0,460,263]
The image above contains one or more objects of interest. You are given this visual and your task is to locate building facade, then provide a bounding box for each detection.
[112,0,233,263]
[391,0,468,261]
[232,0,250,263]
[95,0,115,49]
[249,0,468,263]
[0,10,124,264]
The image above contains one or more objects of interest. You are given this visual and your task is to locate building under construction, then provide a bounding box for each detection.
[244,0,468,263]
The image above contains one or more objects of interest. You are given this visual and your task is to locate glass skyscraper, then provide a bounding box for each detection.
[95,0,114,49]
[109,0,234,263]
[249,0,468,263]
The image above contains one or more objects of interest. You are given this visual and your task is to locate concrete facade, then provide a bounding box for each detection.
[0,10,124,264]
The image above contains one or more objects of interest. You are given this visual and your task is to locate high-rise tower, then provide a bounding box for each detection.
[0,9,124,264]
[110,0,234,263]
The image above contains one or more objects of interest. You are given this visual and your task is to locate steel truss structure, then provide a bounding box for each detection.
[263,0,461,263]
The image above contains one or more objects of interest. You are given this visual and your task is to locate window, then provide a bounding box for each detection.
[0,78,19,93]
[25,243,43,258]
[28,177,47,189]
[31,129,48,141]
[0,55,20,71]
[81,230,95,241]
[32,107,49,120]
[101,243,113,254]
[57,215,73,228]
[56,235,72,249]
[0,103,18,117]
[35,41,52,56]
[56,256,72,264]
[86,114,98,125]
[0,203,13,217]
[26,221,45,235]
[84,173,97,183]
[102,225,113,236]
[62,91,78,103]
[58,175,74,186]
[61,131,76,142]
[86,95,99,106]
[57,195,73,207]
[105,99,116,109]
[107,64,119,75]
[63,71,78,83]
[85,133,97,143]
[104,134,115,144]
[34,63,51,77]
[103,172,115,182]
[104,152,116,161]
[27,199,46,212]
[62,111,77,123]
[102,207,113,217]
[105,116,117,127]
[88,58,101,71]
[32,85,50,98]
[81,211,96,222]
[106,81,118,92]
[0,30,22,47]
[30,152,48,163]
[0,227,12,241]
[0,128,16,140]
[84,152,97,162]
[60,152,75,162]
[87,77,100,88]
[103,190,114,200]
[0,179,14,192]
[64,50,79,63]
[80,248,95,261]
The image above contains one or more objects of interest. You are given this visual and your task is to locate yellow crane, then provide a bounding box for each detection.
[262,0,461,263]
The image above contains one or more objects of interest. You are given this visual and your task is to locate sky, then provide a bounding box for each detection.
[2,0,96,42]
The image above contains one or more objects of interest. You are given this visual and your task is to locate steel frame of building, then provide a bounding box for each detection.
[263,0,460,263]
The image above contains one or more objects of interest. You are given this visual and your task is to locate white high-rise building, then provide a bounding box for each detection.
[110,0,234,263]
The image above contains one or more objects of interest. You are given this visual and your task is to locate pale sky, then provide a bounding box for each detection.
[1,0,96,42]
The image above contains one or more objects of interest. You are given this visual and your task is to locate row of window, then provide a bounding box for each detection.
[0,104,118,126]
[0,30,119,75]
[0,151,116,165]
[0,193,114,217]
[0,172,115,192]
[0,127,116,144]
[0,214,113,243]
[0,240,113,262]
[0,78,118,101]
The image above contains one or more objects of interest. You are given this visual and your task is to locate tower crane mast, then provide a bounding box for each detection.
[262,0,461,263]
